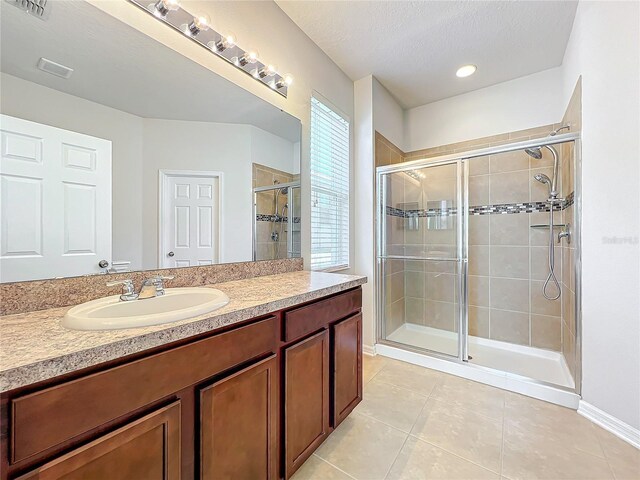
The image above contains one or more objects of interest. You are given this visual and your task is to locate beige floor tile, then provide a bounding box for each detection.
[373,360,445,396]
[504,392,604,458]
[315,412,408,480]
[363,354,388,384]
[355,378,428,432]
[386,435,499,480]
[595,427,640,480]
[430,375,505,421]
[502,421,614,480]
[292,455,355,480]
[410,399,503,473]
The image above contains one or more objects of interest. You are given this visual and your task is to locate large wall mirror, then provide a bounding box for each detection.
[0,1,302,283]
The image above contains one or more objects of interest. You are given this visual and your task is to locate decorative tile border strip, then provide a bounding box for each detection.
[256,214,301,223]
[386,192,575,218]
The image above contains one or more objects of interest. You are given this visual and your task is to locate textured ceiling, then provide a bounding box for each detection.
[1,0,301,142]
[276,0,578,108]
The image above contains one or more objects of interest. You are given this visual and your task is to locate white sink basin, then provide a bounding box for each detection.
[62,288,229,331]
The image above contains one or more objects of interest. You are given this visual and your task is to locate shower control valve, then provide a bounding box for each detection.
[557,224,571,245]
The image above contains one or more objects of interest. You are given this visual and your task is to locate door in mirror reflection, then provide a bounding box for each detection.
[0,115,112,283]
[159,171,221,268]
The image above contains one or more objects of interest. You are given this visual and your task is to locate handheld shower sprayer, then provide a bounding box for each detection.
[523,126,570,301]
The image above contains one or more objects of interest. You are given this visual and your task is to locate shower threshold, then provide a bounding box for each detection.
[380,323,578,408]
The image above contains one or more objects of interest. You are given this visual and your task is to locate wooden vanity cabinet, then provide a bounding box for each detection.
[283,330,330,478]
[281,288,363,479]
[0,286,362,480]
[200,355,279,480]
[332,313,363,426]
[15,402,182,480]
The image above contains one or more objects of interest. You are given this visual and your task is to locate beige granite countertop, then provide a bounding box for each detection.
[0,271,366,392]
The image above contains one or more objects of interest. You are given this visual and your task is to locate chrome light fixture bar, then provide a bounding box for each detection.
[128,0,292,98]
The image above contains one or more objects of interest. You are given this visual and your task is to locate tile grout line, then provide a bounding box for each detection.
[310,454,358,480]
[409,434,503,476]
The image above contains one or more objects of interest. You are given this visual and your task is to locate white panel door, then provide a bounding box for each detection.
[160,172,220,268]
[0,115,112,282]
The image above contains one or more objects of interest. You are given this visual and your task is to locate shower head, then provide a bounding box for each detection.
[534,173,551,185]
[525,147,543,160]
[524,144,559,198]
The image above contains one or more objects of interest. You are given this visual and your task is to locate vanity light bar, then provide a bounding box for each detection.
[128,0,291,98]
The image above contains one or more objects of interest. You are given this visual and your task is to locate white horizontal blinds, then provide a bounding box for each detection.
[310,96,350,271]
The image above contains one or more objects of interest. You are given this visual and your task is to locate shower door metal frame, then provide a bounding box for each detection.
[375,132,582,395]
[376,158,468,362]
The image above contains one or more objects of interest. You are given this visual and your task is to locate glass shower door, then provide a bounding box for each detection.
[377,160,465,359]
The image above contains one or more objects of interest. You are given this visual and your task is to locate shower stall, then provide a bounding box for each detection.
[253,182,301,260]
[376,133,581,403]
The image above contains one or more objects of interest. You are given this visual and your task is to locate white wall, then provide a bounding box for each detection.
[372,78,405,150]
[250,125,298,176]
[404,67,564,151]
[354,76,376,349]
[561,1,640,431]
[0,73,145,270]
[88,0,354,270]
[353,77,407,350]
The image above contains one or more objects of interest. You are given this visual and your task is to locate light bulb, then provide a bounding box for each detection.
[259,64,277,78]
[151,0,180,16]
[276,73,294,89]
[456,64,477,78]
[210,32,237,52]
[223,33,236,48]
[238,50,259,66]
[188,12,211,35]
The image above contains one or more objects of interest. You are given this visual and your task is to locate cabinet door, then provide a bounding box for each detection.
[200,355,278,480]
[332,313,363,427]
[17,402,181,480]
[284,330,330,479]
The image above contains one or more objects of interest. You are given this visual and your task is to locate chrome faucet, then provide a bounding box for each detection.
[106,275,174,302]
[138,275,174,299]
[106,279,139,301]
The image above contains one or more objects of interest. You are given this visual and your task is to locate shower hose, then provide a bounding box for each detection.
[543,201,562,300]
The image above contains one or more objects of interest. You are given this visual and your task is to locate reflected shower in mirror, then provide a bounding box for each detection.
[0,0,301,283]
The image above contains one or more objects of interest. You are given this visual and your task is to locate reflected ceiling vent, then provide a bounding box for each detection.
[4,0,51,20]
[37,58,73,79]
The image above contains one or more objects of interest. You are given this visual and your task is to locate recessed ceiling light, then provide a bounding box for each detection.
[456,64,477,78]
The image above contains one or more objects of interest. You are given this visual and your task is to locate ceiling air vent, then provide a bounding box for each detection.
[37,58,73,79]
[4,0,51,20]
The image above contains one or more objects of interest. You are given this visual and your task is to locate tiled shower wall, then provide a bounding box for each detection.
[253,163,299,260]
[377,122,576,353]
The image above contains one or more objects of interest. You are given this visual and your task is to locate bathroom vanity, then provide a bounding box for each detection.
[0,271,366,480]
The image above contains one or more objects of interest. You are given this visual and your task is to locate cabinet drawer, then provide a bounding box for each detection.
[283,288,362,342]
[11,316,278,464]
[16,402,181,480]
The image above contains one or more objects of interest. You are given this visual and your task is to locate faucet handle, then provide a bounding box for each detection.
[106,279,134,292]
[106,279,138,301]
[151,275,174,296]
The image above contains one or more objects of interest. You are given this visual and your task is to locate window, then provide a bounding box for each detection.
[310,96,350,271]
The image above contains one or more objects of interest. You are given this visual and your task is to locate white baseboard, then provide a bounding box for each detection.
[363,344,376,356]
[578,400,640,449]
